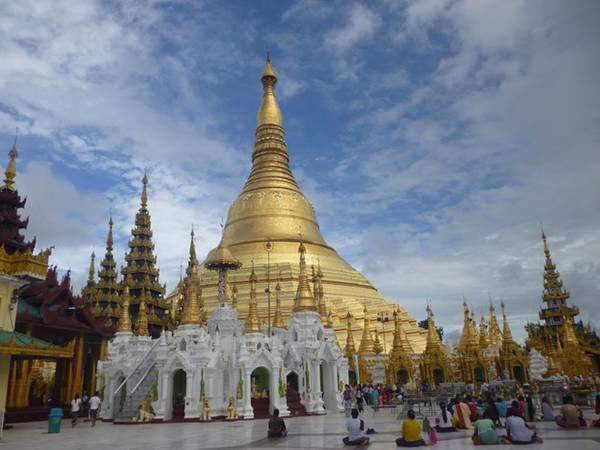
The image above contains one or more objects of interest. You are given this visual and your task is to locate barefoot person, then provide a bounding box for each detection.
[267,408,287,438]
[343,408,370,446]
[396,409,425,447]
[71,394,81,427]
[89,391,102,427]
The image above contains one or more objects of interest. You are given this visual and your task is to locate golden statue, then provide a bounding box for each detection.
[138,397,154,422]
[226,396,237,420]
[200,396,211,421]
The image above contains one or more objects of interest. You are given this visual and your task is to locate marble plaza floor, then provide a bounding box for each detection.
[1,408,599,450]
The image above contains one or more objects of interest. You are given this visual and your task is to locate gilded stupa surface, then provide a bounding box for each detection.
[193,56,426,352]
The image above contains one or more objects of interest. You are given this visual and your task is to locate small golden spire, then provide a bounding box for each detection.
[117,278,132,332]
[500,301,513,343]
[344,312,356,356]
[181,269,203,325]
[87,251,96,283]
[136,288,149,336]
[479,315,489,348]
[562,312,579,345]
[316,262,327,321]
[425,305,441,349]
[373,329,383,355]
[245,263,261,333]
[257,53,282,127]
[488,303,502,346]
[542,228,550,259]
[272,278,286,329]
[359,304,375,354]
[292,242,318,312]
[141,171,148,209]
[186,227,198,276]
[2,142,18,191]
[106,215,114,251]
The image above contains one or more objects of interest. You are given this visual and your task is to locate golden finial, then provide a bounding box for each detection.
[292,241,317,312]
[141,171,148,209]
[425,305,441,349]
[479,314,489,348]
[117,277,132,332]
[257,53,282,127]
[186,227,198,276]
[316,262,327,321]
[245,264,261,333]
[358,303,375,354]
[136,288,149,336]
[500,301,513,342]
[106,215,114,251]
[541,227,550,258]
[272,278,286,329]
[2,136,18,191]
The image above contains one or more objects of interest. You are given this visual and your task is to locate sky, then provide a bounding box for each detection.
[1,0,599,343]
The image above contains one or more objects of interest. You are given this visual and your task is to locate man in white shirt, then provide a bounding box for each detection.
[89,391,102,427]
[71,394,81,427]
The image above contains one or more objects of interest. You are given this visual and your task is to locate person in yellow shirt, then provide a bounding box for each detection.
[396,409,425,447]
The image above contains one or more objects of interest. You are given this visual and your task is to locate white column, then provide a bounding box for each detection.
[185,371,196,418]
[242,368,254,419]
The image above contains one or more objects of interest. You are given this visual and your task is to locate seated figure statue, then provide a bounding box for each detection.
[201,396,212,421]
[138,398,154,422]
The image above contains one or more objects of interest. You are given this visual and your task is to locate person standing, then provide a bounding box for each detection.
[89,391,102,427]
[343,385,353,417]
[71,394,82,427]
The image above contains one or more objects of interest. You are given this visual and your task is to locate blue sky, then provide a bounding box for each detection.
[1,0,599,342]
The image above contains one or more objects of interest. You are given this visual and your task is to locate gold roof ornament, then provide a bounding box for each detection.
[292,242,317,312]
[359,304,375,354]
[136,288,149,336]
[245,263,261,333]
[204,240,241,270]
[562,312,579,345]
[500,302,514,343]
[257,53,282,127]
[141,171,148,209]
[344,312,356,357]
[117,278,132,332]
[316,262,327,321]
[187,227,198,274]
[87,252,96,283]
[2,143,18,191]
[272,278,286,329]
[181,272,203,325]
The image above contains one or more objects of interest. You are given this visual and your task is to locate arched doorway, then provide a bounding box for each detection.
[286,371,305,416]
[396,369,409,385]
[513,365,525,383]
[348,370,357,386]
[474,366,485,383]
[251,367,270,419]
[433,368,445,385]
[172,369,186,420]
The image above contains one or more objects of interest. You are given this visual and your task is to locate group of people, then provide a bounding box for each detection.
[343,384,406,415]
[70,391,102,427]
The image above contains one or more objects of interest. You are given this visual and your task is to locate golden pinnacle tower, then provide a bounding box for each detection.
[122,174,167,337]
[199,55,426,352]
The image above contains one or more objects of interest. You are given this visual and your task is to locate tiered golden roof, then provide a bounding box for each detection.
[122,175,167,336]
[358,305,375,355]
[181,230,204,326]
[387,308,415,385]
[344,312,356,359]
[197,55,426,353]
[420,305,452,386]
[488,303,503,347]
[497,302,529,382]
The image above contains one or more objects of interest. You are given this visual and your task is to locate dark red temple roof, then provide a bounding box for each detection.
[17,267,114,342]
[0,186,35,254]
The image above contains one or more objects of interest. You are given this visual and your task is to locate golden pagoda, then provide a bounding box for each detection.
[488,303,503,348]
[245,263,261,333]
[455,302,489,383]
[526,231,598,376]
[271,278,286,329]
[387,308,415,385]
[419,305,452,386]
[122,174,167,337]
[497,302,529,382]
[181,231,204,326]
[195,55,426,352]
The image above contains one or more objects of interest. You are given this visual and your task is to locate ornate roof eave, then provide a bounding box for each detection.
[0,244,51,279]
[0,330,76,358]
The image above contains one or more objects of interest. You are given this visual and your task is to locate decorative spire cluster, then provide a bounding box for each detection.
[344,312,356,358]
[117,277,132,333]
[181,229,204,325]
[90,216,120,326]
[488,303,503,347]
[358,305,375,354]
[272,277,286,329]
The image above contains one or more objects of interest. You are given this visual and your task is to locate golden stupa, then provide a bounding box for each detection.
[194,56,426,352]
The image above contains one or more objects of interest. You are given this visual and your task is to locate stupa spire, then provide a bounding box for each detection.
[186,227,198,276]
[344,312,356,357]
[91,216,119,326]
[245,263,261,333]
[2,142,18,191]
[117,277,132,332]
[231,284,238,310]
[316,262,327,321]
[359,304,375,354]
[293,242,317,312]
[488,303,502,346]
[257,53,282,127]
[501,302,513,343]
[425,305,441,349]
[181,269,203,325]
[479,315,489,348]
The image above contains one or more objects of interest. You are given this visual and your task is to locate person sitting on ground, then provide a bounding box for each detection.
[435,401,456,432]
[472,411,507,445]
[541,397,554,422]
[268,408,287,438]
[483,398,500,427]
[507,400,523,419]
[466,395,478,422]
[396,409,425,447]
[555,395,586,428]
[505,407,542,444]
[343,408,370,446]
[453,397,473,429]
[495,397,507,423]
